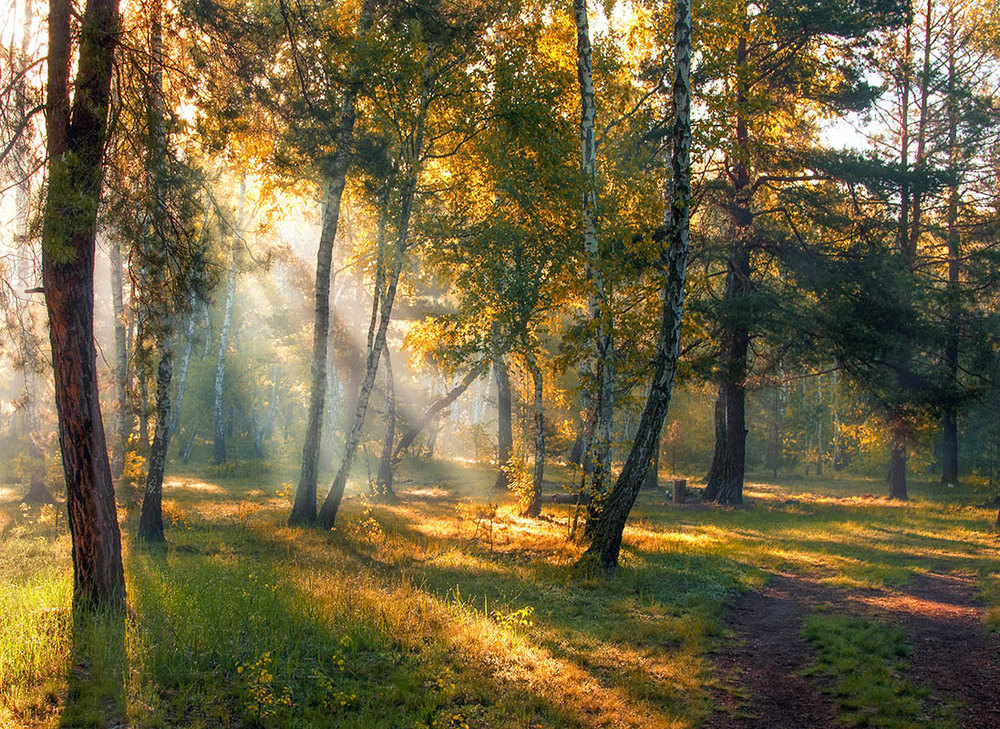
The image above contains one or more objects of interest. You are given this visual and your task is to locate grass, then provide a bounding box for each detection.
[1,462,998,727]
[801,614,960,728]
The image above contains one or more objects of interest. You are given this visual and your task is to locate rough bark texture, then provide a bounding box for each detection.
[582,0,691,572]
[706,35,751,507]
[493,352,514,491]
[138,345,171,543]
[42,0,126,610]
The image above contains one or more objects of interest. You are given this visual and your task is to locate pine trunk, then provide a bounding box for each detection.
[889,416,908,500]
[138,343,171,543]
[42,0,126,610]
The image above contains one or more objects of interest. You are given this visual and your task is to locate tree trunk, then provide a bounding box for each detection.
[889,416,908,500]
[42,0,126,610]
[941,8,960,487]
[110,237,129,479]
[374,348,397,500]
[522,348,544,518]
[582,0,691,572]
[290,0,376,521]
[213,192,242,465]
[392,362,487,462]
[168,304,195,442]
[574,0,615,499]
[703,386,725,498]
[138,343,171,543]
[317,118,424,529]
[493,351,514,490]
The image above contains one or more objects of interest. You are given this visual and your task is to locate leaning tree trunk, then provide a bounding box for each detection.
[291,0,377,526]
[373,347,397,500]
[138,342,171,543]
[521,348,545,518]
[574,0,614,499]
[493,351,514,491]
[213,202,241,465]
[392,362,487,462]
[42,0,125,610]
[582,0,691,572]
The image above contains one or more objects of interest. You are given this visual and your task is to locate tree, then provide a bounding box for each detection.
[42,0,126,609]
[582,0,692,572]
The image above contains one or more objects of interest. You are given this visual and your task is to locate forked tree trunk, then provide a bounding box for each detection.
[42,0,125,610]
[582,0,691,572]
[317,129,423,529]
[493,352,514,490]
[291,0,378,526]
[392,363,487,463]
[703,387,725,499]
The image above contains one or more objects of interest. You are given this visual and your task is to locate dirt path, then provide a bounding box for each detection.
[706,575,844,729]
[707,571,1000,729]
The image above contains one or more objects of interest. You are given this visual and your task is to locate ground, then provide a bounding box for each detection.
[1,462,998,728]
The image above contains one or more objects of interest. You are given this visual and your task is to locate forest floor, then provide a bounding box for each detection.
[1,459,999,728]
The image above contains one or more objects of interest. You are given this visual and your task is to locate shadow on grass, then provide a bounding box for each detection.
[59,608,126,729]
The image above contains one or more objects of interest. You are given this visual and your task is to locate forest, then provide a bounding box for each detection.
[2,0,1000,726]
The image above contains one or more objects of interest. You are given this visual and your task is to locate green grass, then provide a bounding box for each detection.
[801,613,960,728]
[1,463,998,727]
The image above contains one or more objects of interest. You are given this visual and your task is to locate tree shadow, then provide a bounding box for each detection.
[59,607,127,729]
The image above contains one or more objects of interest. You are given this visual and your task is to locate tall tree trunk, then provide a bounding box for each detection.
[582,0,691,571]
[168,304,195,441]
[574,0,614,498]
[110,237,129,478]
[941,5,960,487]
[374,348,397,500]
[42,0,126,610]
[703,386,725,498]
[290,0,377,523]
[521,348,545,518]
[138,343,171,543]
[317,117,424,529]
[213,189,242,465]
[890,17,914,499]
[493,351,514,490]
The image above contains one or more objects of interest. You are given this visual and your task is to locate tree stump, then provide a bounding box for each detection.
[673,479,687,504]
